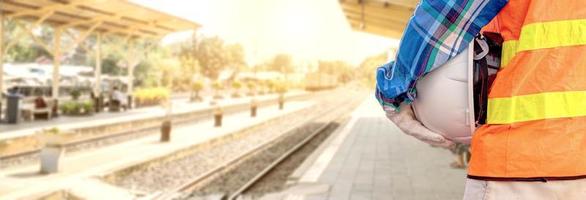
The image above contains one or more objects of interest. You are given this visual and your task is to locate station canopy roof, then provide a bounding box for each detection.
[0,0,200,38]
[340,0,417,38]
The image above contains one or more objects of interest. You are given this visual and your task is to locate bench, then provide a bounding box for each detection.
[108,98,128,112]
[21,98,55,121]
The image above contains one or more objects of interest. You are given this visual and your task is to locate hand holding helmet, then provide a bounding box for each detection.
[384,103,455,149]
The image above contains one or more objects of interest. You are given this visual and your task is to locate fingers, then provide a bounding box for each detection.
[410,128,455,149]
[384,103,456,149]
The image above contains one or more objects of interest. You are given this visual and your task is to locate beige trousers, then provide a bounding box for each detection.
[463,178,586,200]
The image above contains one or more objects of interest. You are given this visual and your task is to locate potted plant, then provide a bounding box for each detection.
[38,128,67,174]
[276,81,289,94]
[190,80,204,102]
[69,87,82,101]
[276,81,288,110]
[212,81,224,100]
[231,80,243,98]
[267,80,276,94]
[257,81,266,95]
[246,81,256,96]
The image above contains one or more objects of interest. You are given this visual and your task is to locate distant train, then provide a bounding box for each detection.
[304,73,338,91]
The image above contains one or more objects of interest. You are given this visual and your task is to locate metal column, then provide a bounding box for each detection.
[128,64,134,93]
[52,28,62,99]
[94,32,102,94]
[126,40,135,94]
[0,13,4,94]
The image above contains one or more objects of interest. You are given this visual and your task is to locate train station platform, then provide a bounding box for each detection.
[0,101,312,200]
[287,98,467,200]
[0,91,307,141]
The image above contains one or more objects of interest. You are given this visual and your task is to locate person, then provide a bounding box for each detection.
[111,86,128,110]
[376,0,586,199]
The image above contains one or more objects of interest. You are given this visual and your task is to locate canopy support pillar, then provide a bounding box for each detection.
[52,28,62,99]
[0,13,4,94]
[94,32,102,95]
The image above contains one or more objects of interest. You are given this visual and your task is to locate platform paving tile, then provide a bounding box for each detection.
[304,99,466,200]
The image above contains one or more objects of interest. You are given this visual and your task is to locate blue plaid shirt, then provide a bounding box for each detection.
[375,0,508,110]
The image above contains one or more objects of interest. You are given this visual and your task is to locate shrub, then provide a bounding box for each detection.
[60,101,94,116]
[212,81,225,99]
[70,88,82,100]
[191,80,205,102]
[232,81,242,90]
[275,81,289,94]
[266,80,276,93]
[192,80,204,92]
[231,81,243,98]
[246,81,256,90]
[133,87,170,107]
[212,81,224,90]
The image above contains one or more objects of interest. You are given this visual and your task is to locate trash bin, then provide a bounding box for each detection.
[6,94,21,124]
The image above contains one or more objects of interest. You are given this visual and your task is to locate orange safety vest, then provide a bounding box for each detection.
[468,0,586,180]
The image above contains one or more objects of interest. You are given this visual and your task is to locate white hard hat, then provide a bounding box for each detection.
[412,43,476,144]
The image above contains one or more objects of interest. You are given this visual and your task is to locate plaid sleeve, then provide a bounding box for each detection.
[375,0,508,111]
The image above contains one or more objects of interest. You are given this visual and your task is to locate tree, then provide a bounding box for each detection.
[175,34,248,81]
[318,60,354,83]
[190,80,204,102]
[359,53,387,87]
[3,20,52,63]
[231,80,243,97]
[196,36,228,80]
[268,54,295,74]
[225,44,246,71]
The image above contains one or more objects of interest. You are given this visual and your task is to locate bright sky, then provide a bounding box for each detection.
[132,0,399,66]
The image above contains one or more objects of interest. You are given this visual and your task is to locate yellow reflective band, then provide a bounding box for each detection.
[518,19,586,52]
[500,40,518,68]
[499,19,586,69]
[487,91,586,124]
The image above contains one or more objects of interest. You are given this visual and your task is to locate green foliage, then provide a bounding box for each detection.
[60,101,94,115]
[3,21,52,63]
[359,53,388,87]
[133,87,170,107]
[194,36,227,80]
[225,44,246,71]
[275,81,289,94]
[246,81,256,90]
[191,80,204,92]
[231,80,243,89]
[212,81,224,90]
[265,80,276,93]
[268,54,295,74]
[158,58,181,88]
[317,60,355,84]
[70,88,82,100]
[178,34,248,80]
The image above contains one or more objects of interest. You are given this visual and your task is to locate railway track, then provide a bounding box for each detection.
[156,93,363,200]
[0,93,316,169]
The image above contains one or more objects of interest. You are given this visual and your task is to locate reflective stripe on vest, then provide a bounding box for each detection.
[501,19,586,68]
[488,91,586,124]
